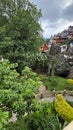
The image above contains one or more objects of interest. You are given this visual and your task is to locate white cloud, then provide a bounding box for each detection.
[41,19,73,38]
[30,0,73,38]
[63,0,73,8]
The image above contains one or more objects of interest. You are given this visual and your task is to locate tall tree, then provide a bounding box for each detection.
[0,0,43,72]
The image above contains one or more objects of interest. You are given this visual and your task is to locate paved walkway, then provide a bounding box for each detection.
[36,85,73,102]
[63,121,73,130]
[39,95,73,102]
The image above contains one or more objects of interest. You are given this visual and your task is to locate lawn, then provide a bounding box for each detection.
[39,75,73,91]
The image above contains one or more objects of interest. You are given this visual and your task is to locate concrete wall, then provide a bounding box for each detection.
[63,121,73,130]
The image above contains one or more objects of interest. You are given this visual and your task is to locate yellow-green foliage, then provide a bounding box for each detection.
[55,94,73,122]
[67,79,73,84]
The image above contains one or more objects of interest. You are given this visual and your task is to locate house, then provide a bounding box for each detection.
[53,35,63,44]
[67,33,73,39]
[49,25,73,45]
[39,43,51,53]
[60,45,67,53]
[61,30,68,37]
[52,32,68,44]
[68,25,73,32]
[61,31,68,42]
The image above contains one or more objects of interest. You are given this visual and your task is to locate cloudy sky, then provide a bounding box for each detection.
[30,0,73,38]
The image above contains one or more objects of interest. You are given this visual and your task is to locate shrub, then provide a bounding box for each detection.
[55,94,73,122]
[67,79,73,84]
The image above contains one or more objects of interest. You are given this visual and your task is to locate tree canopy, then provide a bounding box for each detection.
[0,0,44,72]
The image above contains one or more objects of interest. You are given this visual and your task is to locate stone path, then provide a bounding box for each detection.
[39,95,73,102]
[38,85,73,102]
[9,112,17,123]
[36,84,52,99]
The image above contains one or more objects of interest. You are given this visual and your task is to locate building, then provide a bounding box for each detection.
[51,25,73,45]
[60,45,67,53]
[68,26,73,32]
[39,43,51,53]
[67,33,73,39]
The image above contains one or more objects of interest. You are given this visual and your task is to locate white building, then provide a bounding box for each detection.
[60,45,67,53]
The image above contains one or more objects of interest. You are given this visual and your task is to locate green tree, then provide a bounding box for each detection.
[0,0,43,73]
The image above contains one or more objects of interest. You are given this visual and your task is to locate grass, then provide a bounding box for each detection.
[39,75,72,91]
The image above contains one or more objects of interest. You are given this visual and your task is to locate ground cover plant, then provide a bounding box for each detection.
[0,59,41,129]
[7,101,63,130]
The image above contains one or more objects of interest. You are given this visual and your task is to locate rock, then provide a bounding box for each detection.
[9,112,17,123]
[68,66,73,78]
[55,54,70,77]
[50,43,61,55]
[67,47,73,55]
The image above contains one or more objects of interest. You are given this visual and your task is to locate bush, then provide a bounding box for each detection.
[67,79,73,84]
[55,94,73,122]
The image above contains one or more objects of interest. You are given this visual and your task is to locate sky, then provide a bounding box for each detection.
[30,0,73,38]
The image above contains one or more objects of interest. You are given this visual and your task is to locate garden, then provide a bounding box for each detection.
[0,59,73,130]
[0,0,73,130]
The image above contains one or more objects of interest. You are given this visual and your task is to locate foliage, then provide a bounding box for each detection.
[67,79,73,84]
[55,94,73,122]
[64,38,73,45]
[7,101,62,130]
[19,52,48,71]
[0,59,40,129]
[0,0,44,72]
[66,85,73,91]
[66,79,73,90]
[67,100,73,107]
[0,109,9,130]
[7,118,28,130]
[32,52,48,71]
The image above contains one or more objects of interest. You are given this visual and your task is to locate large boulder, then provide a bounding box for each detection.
[67,47,73,55]
[68,66,73,78]
[50,43,61,55]
[55,54,70,77]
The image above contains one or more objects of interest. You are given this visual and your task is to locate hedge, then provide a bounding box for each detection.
[55,94,73,122]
